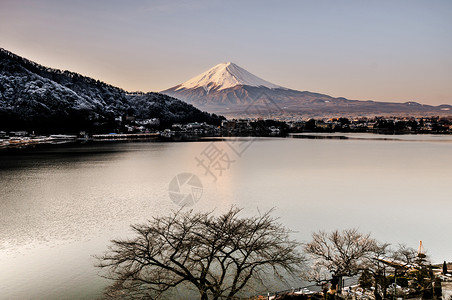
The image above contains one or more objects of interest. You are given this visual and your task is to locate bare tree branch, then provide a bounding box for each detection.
[304,228,377,293]
[96,207,305,299]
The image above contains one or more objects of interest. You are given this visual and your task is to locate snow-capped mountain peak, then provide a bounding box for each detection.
[176,62,283,92]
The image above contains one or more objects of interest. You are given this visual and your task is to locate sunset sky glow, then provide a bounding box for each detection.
[1,0,451,105]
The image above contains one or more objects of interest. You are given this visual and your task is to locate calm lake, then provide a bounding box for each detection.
[1,134,451,299]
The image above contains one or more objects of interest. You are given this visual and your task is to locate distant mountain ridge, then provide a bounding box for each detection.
[0,48,223,132]
[162,63,452,118]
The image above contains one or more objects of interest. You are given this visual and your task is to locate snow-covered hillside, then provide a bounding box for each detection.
[0,48,223,132]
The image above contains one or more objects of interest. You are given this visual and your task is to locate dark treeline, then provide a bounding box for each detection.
[289,116,452,134]
[0,48,224,134]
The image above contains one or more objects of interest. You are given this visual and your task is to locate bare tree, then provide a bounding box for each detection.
[361,242,392,300]
[360,244,432,300]
[392,244,435,297]
[97,207,305,300]
[304,228,377,292]
[391,244,418,267]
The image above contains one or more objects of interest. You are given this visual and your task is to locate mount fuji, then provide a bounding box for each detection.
[173,62,283,92]
[162,63,452,118]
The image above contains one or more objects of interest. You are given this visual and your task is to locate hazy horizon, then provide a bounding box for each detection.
[1,0,451,105]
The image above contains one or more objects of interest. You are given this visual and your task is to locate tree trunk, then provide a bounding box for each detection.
[200,291,209,300]
[373,284,382,300]
[330,275,342,295]
[331,275,341,294]
[201,295,209,300]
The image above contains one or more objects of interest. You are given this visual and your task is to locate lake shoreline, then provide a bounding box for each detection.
[3,132,452,152]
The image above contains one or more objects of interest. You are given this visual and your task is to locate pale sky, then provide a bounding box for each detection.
[1,0,451,105]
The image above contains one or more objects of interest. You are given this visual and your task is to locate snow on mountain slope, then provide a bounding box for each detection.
[162,62,452,119]
[176,62,283,92]
[0,47,224,132]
